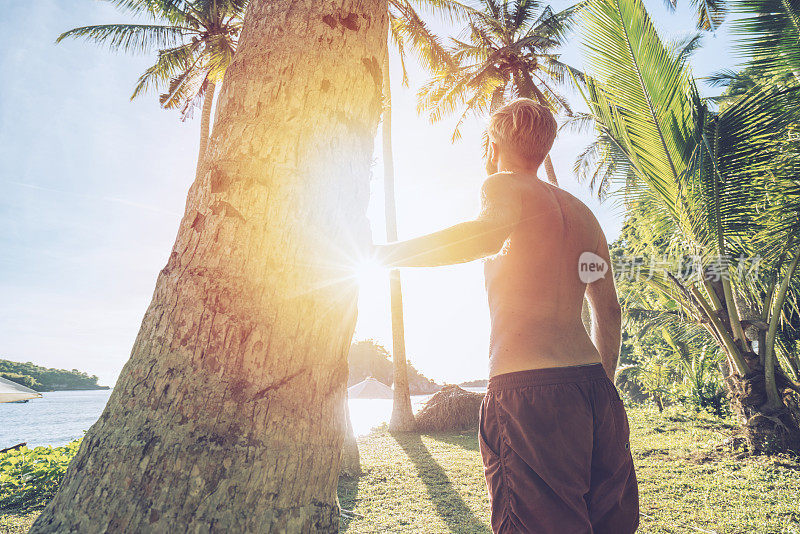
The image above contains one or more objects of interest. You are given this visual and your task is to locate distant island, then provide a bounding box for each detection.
[348,340,441,395]
[0,359,109,391]
[459,379,488,388]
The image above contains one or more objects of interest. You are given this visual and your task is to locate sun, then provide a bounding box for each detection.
[353,256,387,289]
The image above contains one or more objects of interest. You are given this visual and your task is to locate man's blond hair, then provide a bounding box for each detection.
[488,98,557,166]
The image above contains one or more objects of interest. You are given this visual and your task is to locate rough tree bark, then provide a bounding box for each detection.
[381,57,415,432]
[30,0,387,531]
[698,271,800,455]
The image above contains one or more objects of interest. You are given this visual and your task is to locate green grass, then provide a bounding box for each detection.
[338,407,800,534]
[0,511,37,534]
[2,407,799,533]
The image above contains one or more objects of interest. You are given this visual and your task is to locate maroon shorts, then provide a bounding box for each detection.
[479,363,639,534]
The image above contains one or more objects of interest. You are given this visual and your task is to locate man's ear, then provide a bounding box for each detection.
[490,142,500,165]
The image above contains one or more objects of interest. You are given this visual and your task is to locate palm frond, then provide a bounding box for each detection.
[61,0,244,119]
[417,0,582,146]
[692,0,727,30]
[579,0,697,238]
[671,33,704,66]
[56,24,188,54]
[391,0,455,75]
[131,41,198,99]
[733,0,800,78]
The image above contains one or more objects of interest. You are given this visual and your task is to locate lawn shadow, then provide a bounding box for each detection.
[423,431,480,452]
[337,473,360,532]
[391,432,491,534]
[771,460,800,472]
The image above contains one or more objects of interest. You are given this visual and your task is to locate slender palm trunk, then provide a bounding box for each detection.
[195,80,216,177]
[517,69,559,186]
[30,0,387,531]
[543,154,558,186]
[382,58,416,432]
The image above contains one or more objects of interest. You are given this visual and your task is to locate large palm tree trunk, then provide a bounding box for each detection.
[30,0,387,531]
[381,58,416,432]
[727,369,800,454]
[693,272,800,454]
[195,80,216,177]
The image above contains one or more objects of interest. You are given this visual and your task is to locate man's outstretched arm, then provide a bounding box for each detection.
[376,173,522,268]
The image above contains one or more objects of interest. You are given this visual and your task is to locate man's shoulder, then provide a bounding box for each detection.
[480,173,526,206]
[531,182,602,238]
[547,184,597,220]
[482,172,521,191]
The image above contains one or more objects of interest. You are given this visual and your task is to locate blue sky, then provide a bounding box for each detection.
[0,1,740,386]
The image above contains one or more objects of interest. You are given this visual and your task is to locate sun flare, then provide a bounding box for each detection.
[353,256,387,289]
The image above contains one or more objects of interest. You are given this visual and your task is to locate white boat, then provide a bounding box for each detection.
[0,376,42,403]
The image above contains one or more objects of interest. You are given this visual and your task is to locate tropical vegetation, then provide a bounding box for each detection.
[57,0,246,173]
[0,441,81,512]
[573,0,800,453]
[417,0,582,185]
[0,360,108,391]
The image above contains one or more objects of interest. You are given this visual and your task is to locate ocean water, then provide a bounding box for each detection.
[0,390,113,449]
[1,388,486,449]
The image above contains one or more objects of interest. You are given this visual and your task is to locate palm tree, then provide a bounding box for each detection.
[31,0,389,530]
[576,0,800,453]
[383,0,464,431]
[57,0,245,175]
[417,0,582,186]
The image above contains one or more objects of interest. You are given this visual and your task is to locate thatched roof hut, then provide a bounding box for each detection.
[347,377,393,399]
[415,385,484,432]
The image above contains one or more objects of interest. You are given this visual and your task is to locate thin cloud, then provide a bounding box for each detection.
[6,180,180,216]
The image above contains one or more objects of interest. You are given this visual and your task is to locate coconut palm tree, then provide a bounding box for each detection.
[417,0,583,185]
[57,0,245,175]
[383,0,464,431]
[576,0,800,453]
[31,0,388,530]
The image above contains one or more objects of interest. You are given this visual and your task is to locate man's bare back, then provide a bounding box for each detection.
[483,172,606,377]
[378,170,621,379]
[377,98,637,533]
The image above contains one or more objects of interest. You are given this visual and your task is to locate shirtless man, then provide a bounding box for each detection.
[376,98,639,533]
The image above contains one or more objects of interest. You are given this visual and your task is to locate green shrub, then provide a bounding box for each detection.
[0,440,80,511]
